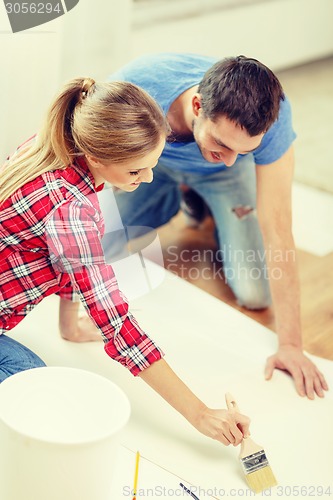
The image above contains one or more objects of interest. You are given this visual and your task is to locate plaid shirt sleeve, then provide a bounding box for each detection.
[45,200,164,375]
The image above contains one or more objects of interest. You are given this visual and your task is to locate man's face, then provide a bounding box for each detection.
[192,96,264,167]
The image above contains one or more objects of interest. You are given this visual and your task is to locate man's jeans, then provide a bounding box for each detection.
[0,335,46,383]
[101,157,271,310]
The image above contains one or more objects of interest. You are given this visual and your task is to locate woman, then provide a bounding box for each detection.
[0,77,250,446]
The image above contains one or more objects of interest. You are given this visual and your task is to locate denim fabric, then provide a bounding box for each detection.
[100,156,271,310]
[0,335,46,383]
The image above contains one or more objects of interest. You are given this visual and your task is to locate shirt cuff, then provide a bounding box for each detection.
[55,279,80,302]
[104,331,164,376]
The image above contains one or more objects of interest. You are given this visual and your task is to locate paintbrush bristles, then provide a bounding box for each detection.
[240,437,278,494]
[244,465,278,494]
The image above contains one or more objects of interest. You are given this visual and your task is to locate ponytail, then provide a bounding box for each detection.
[44,77,96,167]
[0,78,168,203]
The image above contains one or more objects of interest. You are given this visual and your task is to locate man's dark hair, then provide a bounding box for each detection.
[198,55,285,136]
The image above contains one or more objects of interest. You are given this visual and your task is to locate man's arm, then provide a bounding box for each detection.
[256,145,328,399]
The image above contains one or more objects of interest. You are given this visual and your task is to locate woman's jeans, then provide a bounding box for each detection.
[0,334,46,383]
[100,157,271,310]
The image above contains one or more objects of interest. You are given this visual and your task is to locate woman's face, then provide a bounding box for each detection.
[87,137,165,192]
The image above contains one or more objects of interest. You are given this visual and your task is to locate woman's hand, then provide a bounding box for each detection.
[193,406,251,446]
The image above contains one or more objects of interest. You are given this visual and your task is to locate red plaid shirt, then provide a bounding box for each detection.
[0,148,163,375]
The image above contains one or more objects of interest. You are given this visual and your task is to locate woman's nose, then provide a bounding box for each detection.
[139,168,154,183]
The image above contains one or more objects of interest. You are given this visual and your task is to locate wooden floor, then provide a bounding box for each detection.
[135,212,333,361]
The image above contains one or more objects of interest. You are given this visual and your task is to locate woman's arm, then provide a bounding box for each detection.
[139,358,251,446]
[59,298,250,445]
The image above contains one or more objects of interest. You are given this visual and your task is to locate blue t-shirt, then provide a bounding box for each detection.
[108,53,296,174]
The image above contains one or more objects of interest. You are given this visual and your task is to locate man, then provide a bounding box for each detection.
[106,53,328,399]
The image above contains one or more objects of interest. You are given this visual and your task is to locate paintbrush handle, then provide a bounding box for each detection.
[225,392,240,413]
[225,393,263,457]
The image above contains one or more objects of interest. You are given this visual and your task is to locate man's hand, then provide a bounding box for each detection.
[265,345,329,399]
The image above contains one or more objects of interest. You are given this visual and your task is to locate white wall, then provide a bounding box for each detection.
[129,0,333,71]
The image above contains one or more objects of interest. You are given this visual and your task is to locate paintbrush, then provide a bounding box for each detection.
[132,451,140,500]
[225,393,278,494]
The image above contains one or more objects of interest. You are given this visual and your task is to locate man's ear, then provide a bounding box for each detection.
[192,93,202,117]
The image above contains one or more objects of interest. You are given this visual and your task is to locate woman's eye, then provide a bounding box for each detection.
[129,171,139,176]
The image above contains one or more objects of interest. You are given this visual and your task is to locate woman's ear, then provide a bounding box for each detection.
[192,93,202,117]
[85,155,102,169]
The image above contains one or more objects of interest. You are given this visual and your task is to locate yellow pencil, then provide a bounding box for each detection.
[132,451,140,500]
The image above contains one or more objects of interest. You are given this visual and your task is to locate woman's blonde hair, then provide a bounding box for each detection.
[0,78,169,203]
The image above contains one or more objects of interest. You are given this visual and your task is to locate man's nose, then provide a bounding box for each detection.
[223,150,238,167]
